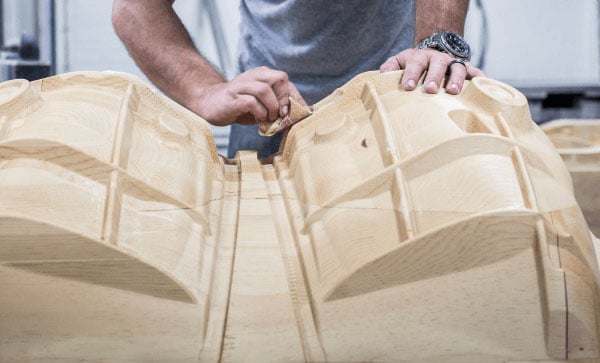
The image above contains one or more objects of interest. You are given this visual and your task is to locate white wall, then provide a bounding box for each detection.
[465,0,600,85]
[55,0,239,79]
[54,0,240,153]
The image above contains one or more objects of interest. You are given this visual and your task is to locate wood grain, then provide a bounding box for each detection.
[1,70,599,362]
[542,119,600,236]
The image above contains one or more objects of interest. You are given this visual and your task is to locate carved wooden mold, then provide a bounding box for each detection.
[0,71,599,362]
[542,119,600,237]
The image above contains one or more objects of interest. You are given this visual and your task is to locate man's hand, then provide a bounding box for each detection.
[380,48,486,95]
[187,66,307,130]
[113,1,306,131]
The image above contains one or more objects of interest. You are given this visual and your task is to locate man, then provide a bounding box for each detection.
[112,0,485,158]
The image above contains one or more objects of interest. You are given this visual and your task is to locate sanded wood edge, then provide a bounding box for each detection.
[198,163,241,362]
[322,209,539,301]
[0,215,198,303]
[34,71,221,163]
[261,163,327,362]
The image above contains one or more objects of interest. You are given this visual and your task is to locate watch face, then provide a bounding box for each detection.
[441,32,471,60]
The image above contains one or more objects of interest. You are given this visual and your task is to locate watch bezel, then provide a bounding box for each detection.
[417,31,471,61]
[438,31,471,60]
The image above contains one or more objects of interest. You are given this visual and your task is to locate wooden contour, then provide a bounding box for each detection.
[0,71,599,362]
[542,119,600,237]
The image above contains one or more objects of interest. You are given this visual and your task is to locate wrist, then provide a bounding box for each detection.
[178,71,224,119]
[182,81,220,121]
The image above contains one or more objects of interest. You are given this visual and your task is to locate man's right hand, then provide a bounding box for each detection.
[112,1,305,131]
[187,66,307,128]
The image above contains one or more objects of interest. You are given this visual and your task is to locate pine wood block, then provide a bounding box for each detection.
[0,71,599,362]
[542,119,600,236]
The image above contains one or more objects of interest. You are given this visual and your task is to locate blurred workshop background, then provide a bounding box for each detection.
[1,0,599,154]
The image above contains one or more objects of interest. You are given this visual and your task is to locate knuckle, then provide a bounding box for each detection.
[410,58,429,69]
[433,56,449,66]
[271,71,288,85]
[238,70,251,79]
[399,48,414,57]
[275,70,288,80]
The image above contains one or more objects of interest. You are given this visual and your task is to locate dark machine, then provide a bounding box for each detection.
[0,0,54,81]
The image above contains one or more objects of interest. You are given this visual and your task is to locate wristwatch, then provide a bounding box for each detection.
[416,31,471,61]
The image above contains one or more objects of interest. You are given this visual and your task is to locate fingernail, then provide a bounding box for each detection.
[281,105,289,116]
[405,78,416,90]
[449,83,459,94]
[426,81,438,92]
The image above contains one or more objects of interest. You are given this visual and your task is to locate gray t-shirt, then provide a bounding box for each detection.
[237,0,415,104]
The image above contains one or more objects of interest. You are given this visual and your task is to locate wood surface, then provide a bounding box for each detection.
[542,119,600,236]
[0,70,599,362]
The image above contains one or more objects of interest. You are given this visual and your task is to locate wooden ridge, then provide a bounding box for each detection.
[0,71,599,362]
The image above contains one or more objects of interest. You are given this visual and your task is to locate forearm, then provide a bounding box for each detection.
[112,0,223,109]
[413,0,469,45]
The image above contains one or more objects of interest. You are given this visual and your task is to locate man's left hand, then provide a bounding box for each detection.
[379,48,486,95]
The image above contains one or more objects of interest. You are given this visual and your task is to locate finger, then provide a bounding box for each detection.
[232,94,269,123]
[287,81,308,107]
[246,66,292,117]
[233,80,280,122]
[444,61,468,95]
[467,65,486,79]
[399,49,430,91]
[379,55,402,72]
[422,52,451,94]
